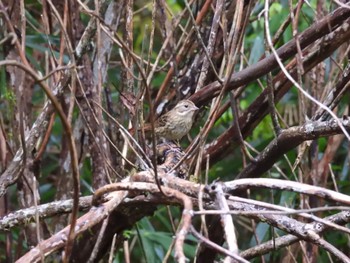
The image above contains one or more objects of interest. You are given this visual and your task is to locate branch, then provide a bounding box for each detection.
[0,197,91,231]
[237,118,350,178]
[18,179,193,263]
[211,182,239,260]
[190,6,350,106]
[16,182,129,263]
[190,226,249,263]
[225,178,350,205]
[240,211,350,259]
[204,16,350,166]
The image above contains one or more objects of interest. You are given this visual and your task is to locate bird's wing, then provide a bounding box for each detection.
[156,113,169,128]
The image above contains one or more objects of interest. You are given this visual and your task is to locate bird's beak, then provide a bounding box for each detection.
[193,105,199,111]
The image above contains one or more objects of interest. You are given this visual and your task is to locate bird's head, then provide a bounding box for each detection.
[174,100,199,117]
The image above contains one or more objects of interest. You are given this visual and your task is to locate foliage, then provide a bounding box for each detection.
[0,0,350,262]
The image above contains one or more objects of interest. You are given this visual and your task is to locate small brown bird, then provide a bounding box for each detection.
[154,100,199,141]
[130,100,199,141]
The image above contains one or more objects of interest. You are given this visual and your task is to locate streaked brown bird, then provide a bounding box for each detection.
[132,100,199,141]
[154,100,199,141]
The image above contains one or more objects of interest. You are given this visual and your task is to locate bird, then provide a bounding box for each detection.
[131,100,199,141]
[154,100,199,141]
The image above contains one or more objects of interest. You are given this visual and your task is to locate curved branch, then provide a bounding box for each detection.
[18,180,193,263]
[237,118,350,178]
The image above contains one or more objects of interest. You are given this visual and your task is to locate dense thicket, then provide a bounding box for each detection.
[0,1,350,262]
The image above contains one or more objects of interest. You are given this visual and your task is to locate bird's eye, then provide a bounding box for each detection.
[184,104,189,108]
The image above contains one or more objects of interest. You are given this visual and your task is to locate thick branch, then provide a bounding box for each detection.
[0,197,91,231]
[204,17,350,167]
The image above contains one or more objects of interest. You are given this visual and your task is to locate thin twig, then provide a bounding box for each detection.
[264,1,350,141]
